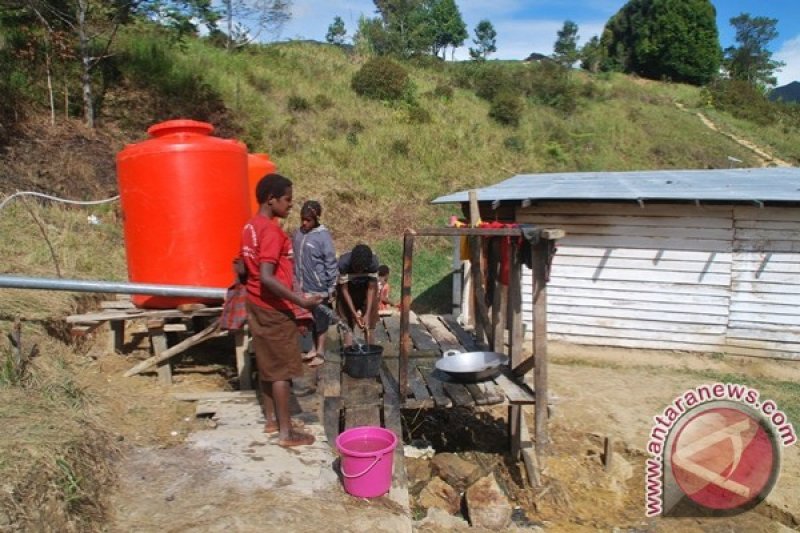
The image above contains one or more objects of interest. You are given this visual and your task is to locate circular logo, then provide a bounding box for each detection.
[670,403,780,511]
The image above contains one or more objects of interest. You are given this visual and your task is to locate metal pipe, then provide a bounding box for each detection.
[0,275,227,299]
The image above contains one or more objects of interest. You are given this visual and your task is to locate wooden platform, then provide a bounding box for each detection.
[66,299,251,388]
[322,310,543,503]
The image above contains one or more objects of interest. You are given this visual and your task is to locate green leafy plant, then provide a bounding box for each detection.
[351,57,412,101]
[489,91,523,126]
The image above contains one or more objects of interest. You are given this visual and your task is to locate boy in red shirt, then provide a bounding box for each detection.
[241,173,322,447]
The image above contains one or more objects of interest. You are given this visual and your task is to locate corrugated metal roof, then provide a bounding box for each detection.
[432,168,800,205]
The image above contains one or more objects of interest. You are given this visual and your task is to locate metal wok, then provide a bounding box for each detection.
[434,350,508,382]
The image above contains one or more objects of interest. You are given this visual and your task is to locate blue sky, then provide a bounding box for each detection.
[277,1,800,86]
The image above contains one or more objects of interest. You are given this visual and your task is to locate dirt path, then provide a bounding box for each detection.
[675,103,793,167]
[103,344,799,531]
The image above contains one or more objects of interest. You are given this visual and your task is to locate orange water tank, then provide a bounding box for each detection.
[247,152,277,215]
[116,119,249,308]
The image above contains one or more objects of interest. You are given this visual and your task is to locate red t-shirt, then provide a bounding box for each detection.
[240,214,295,311]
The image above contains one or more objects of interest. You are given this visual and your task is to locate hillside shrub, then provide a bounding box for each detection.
[503,136,526,152]
[489,91,523,126]
[430,83,454,101]
[314,93,334,110]
[472,64,515,101]
[706,79,775,126]
[351,57,411,101]
[287,95,311,113]
[523,62,579,114]
[390,139,411,157]
[406,104,432,124]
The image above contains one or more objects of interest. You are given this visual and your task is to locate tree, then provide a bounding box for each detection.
[724,13,785,89]
[469,19,496,60]
[579,35,602,73]
[600,0,721,85]
[429,0,466,59]
[553,20,579,68]
[326,15,346,45]
[220,0,292,51]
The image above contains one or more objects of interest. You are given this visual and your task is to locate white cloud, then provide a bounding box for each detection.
[775,34,800,86]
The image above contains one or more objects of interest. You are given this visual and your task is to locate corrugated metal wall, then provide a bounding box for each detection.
[514,202,800,359]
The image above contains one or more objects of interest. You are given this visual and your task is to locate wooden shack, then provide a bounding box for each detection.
[433,168,800,360]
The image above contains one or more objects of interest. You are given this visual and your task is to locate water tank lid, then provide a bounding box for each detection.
[147,119,214,138]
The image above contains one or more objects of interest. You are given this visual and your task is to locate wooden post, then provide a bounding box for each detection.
[108,320,124,354]
[234,329,252,390]
[507,239,523,368]
[491,238,506,353]
[147,320,172,385]
[532,239,550,457]
[451,236,462,316]
[468,191,485,345]
[399,230,415,401]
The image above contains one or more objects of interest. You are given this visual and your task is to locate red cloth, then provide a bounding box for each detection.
[240,214,295,312]
[477,221,518,285]
[220,283,248,330]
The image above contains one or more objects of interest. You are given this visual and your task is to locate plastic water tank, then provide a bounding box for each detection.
[116,119,249,308]
[247,152,277,215]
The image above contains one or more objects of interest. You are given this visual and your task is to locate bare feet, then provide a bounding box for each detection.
[277,430,315,447]
[263,419,305,434]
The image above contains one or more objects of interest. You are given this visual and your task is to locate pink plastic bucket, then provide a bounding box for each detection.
[335,426,398,498]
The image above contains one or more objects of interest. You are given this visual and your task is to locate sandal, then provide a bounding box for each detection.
[264,419,305,434]
[278,430,315,448]
[301,350,318,362]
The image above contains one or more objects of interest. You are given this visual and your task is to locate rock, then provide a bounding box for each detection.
[417,476,461,515]
[465,474,512,530]
[406,457,432,493]
[607,452,634,494]
[0,511,11,526]
[431,453,482,490]
[416,507,469,529]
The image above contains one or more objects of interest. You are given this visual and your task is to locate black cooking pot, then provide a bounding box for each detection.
[342,344,383,379]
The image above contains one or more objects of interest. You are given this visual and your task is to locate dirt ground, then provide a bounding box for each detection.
[93,338,799,532]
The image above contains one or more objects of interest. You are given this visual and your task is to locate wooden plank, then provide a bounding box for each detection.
[100,299,136,309]
[465,382,490,405]
[547,315,727,334]
[172,390,256,401]
[439,314,479,351]
[475,379,505,404]
[552,265,730,285]
[373,317,390,344]
[735,206,800,222]
[380,360,410,511]
[382,313,401,348]
[548,304,730,325]
[547,323,726,343]
[324,396,343,445]
[555,247,733,261]
[124,319,221,377]
[407,364,433,405]
[553,234,731,252]
[730,312,800,327]
[553,255,732,273]
[531,239,549,455]
[148,326,172,385]
[549,294,730,315]
[517,213,735,229]
[234,330,252,390]
[408,311,439,352]
[345,405,381,429]
[549,333,727,353]
[415,362,453,408]
[519,201,733,217]
[519,411,541,487]
[108,320,125,354]
[494,367,536,404]
[341,374,383,408]
[543,277,732,297]
[399,231,415,401]
[66,307,222,323]
[438,376,475,407]
[418,314,462,352]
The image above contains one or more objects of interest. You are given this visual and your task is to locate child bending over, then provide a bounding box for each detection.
[336,244,379,346]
